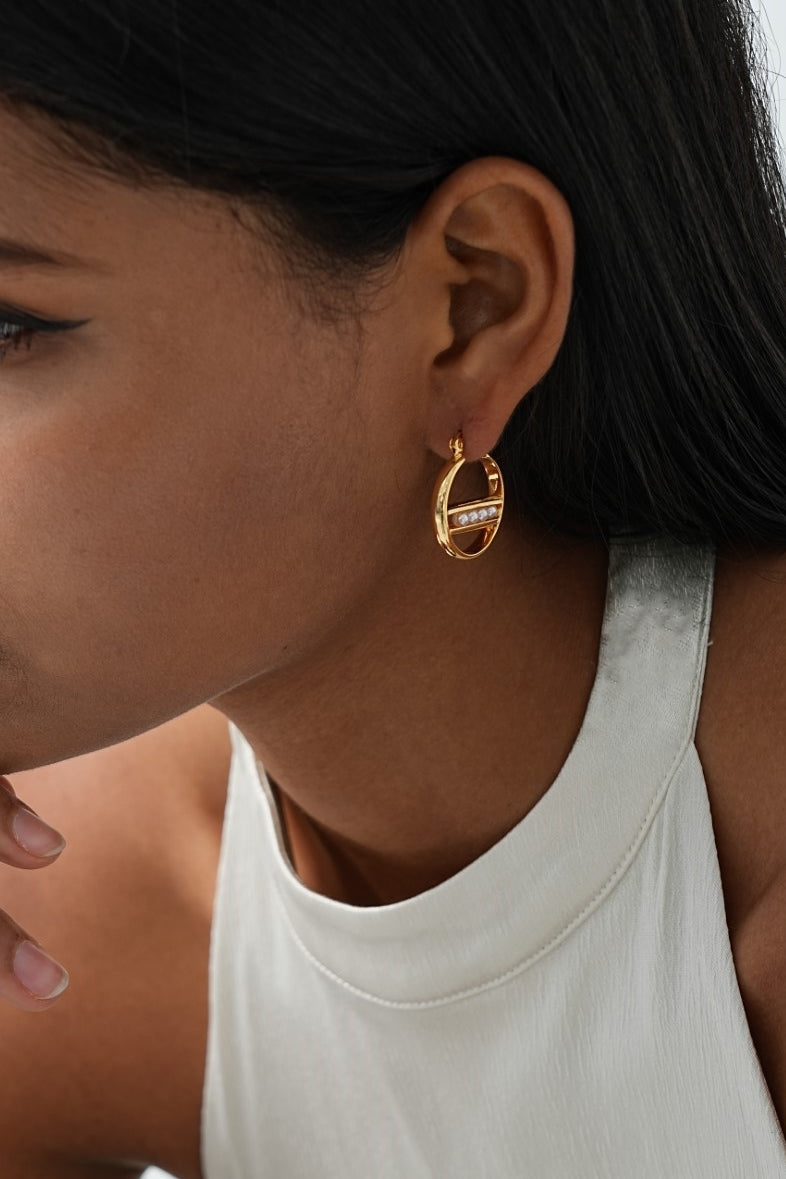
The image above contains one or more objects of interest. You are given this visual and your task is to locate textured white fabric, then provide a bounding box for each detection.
[200,535,786,1177]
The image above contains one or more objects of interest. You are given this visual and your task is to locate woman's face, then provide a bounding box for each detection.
[0,105,438,768]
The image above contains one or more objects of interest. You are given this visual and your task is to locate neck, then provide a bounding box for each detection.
[212,513,610,905]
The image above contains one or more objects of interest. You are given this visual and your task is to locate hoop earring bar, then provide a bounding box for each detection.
[431,431,505,559]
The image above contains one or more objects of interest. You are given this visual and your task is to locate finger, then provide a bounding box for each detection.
[0,776,66,868]
[0,911,69,1010]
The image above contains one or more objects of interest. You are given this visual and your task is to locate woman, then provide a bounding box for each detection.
[0,0,783,1174]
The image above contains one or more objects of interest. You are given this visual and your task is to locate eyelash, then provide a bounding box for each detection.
[0,307,86,362]
[0,321,38,361]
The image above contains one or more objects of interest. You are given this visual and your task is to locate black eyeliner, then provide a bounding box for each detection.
[0,304,89,332]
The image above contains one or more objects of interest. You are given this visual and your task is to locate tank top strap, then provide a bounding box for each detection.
[601,532,715,750]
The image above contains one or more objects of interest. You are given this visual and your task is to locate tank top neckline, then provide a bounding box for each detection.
[229,532,716,1006]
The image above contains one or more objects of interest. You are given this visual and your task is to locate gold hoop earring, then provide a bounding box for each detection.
[431,431,505,559]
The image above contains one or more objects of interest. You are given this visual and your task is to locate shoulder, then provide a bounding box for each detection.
[0,704,232,1178]
[698,546,786,927]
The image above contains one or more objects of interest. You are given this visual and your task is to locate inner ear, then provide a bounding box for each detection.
[437,236,525,365]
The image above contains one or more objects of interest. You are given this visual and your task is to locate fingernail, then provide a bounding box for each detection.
[13,940,69,1000]
[11,806,66,858]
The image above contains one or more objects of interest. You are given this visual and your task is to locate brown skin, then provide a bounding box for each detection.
[0,97,610,920]
[0,101,784,1175]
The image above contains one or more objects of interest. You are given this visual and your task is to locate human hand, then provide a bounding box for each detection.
[0,776,68,1010]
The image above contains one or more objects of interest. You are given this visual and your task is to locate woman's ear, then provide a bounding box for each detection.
[408,157,575,461]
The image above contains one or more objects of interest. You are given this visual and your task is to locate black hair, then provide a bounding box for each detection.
[0,0,784,553]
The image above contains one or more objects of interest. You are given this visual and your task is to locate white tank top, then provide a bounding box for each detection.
[201,534,786,1177]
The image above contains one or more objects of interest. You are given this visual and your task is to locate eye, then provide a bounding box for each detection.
[0,305,89,363]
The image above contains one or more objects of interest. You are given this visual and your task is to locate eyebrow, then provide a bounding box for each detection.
[0,236,109,273]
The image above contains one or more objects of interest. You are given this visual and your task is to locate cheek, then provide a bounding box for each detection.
[0,333,384,761]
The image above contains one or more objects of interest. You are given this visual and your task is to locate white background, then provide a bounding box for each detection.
[142,5,786,1178]
[762,0,786,166]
